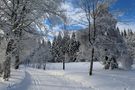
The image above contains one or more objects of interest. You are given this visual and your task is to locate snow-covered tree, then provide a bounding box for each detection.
[32,40,52,70]
[123,29,127,37]
[79,0,115,75]
[19,30,40,64]
[77,2,133,70]
[122,29,135,62]
[52,32,63,62]
[41,40,52,70]
[0,31,8,76]
[61,30,70,70]
[0,0,63,80]
[68,32,80,62]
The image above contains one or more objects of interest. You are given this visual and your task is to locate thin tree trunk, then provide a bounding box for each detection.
[63,54,66,70]
[63,59,65,70]
[89,47,94,75]
[43,60,47,70]
[14,38,20,69]
[89,3,96,75]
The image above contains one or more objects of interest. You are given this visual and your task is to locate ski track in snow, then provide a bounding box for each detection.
[9,67,92,90]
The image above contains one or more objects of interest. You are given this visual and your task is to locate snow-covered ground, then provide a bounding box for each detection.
[45,62,135,90]
[0,66,25,90]
[1,62,135,90]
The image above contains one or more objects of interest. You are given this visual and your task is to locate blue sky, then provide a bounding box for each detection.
[112,0,135,22]
[45,0,135,36]
[44,0,135,41]
[67,0,135,30]
[112,0,135,30]
[68,0,135,22]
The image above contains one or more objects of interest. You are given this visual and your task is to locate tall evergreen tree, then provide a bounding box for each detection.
[69,32,80,62]
[52,32,63,62]
[128,29,134,36]
[124,29,127,37]
[61,31,70,70]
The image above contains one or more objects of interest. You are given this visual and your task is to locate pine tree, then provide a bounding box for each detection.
[51,37,57,62]
[124,29,127,37]
[128,29,133,36]
[121,31,124,37]
[42,40,52,70]
[61,31,70,70]
[69,32,80,62]
[52,32,63,62]
[116,27,120,35]
[47,40,52,62]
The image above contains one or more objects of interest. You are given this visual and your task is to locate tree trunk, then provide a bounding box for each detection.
[3,39,14,80]
[43,60,47,70]
[63,59,65,70]
[14,39,20,69]
[15,55,20,69]
[3,56,11,81]
[0,63,3,77]
[89,47,94,76]
[63,54,66,70]
[14,29,22,69]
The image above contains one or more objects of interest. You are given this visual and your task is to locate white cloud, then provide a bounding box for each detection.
[62,1,135,32]
[48,25,63,38]
[51,1,135,36]
[61,2,87,28]
[46,2,87,39]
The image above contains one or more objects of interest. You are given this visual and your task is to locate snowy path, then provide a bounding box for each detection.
[6,62,135,90]
[9,67,92,90]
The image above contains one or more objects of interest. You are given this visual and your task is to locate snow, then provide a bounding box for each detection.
[0,66,25,90]
[45,62,135,90]
[0,62,135,90]
[7,67,91,90]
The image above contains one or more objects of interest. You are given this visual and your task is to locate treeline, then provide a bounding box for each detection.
[26,31,80,69]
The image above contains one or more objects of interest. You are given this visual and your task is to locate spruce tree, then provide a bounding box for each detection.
[69,32,80,62]
[51,36,57,62]
[124,29,127,37]
[61,31,70,70]
[52,32,63,62]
